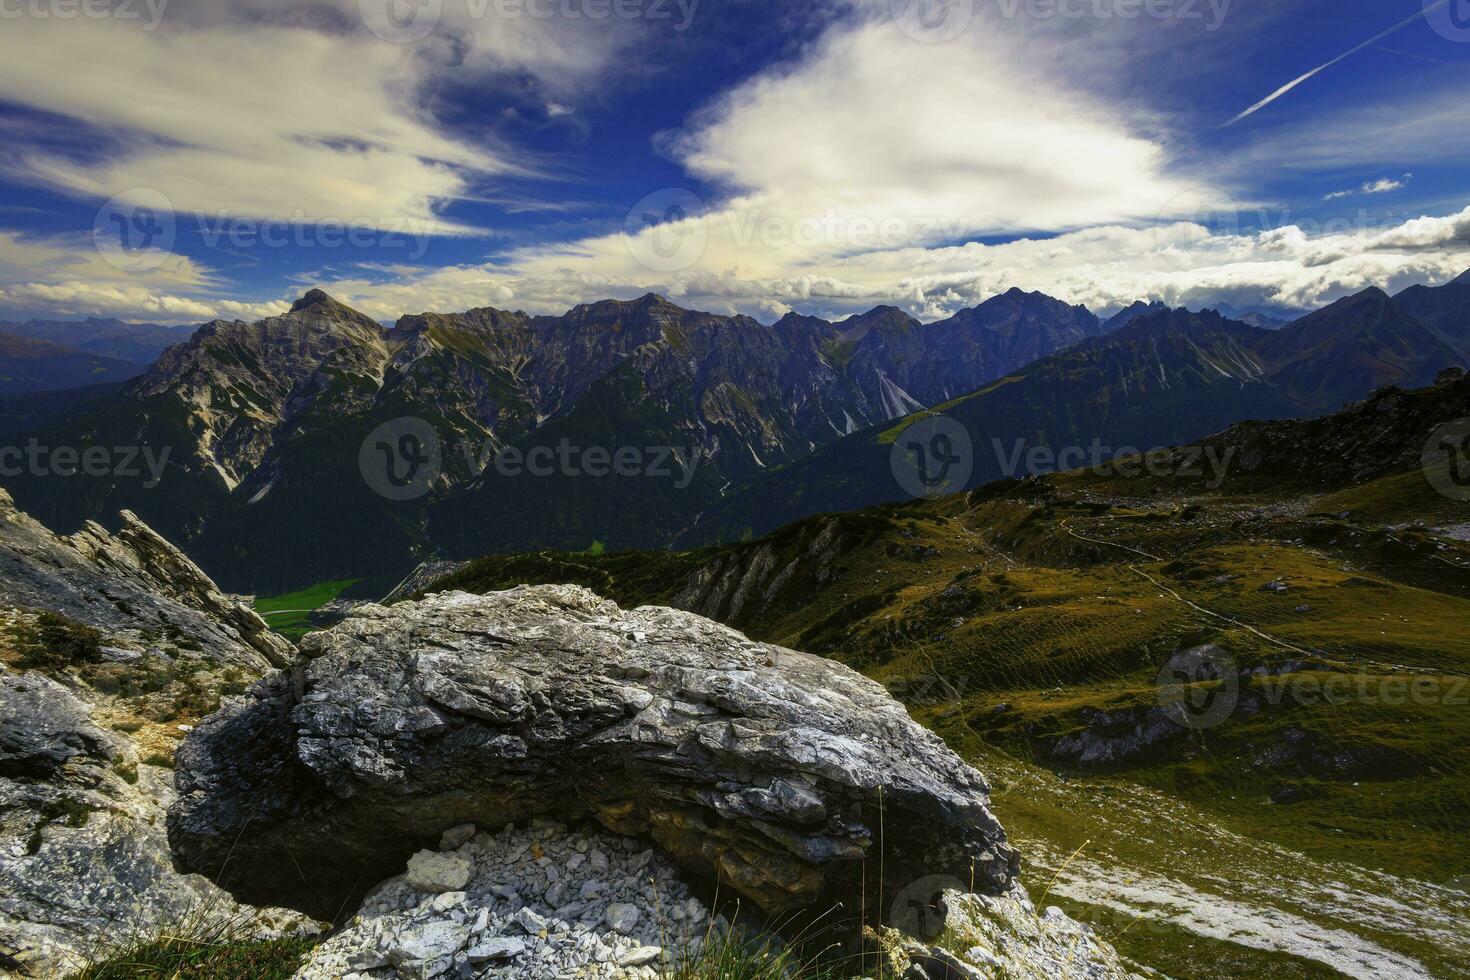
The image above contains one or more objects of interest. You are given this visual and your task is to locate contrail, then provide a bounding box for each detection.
[1225,0,1451,126]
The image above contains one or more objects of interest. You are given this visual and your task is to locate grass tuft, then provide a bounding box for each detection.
[66,912,316,980]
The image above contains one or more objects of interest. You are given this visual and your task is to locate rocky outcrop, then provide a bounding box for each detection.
[672,517,846,630]
[0,671,314,977]
[880,885,1141,979]
[297,823,1141,980]
[0,488,288,671]
[0,492,308,975]
[168,586,1019,926]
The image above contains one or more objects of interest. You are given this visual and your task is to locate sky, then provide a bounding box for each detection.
[0,0,1468,325]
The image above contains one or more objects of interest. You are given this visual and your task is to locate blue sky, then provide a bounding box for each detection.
[0,0,1467,325]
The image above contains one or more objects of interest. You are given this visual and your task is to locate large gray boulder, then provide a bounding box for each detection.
[169,586,1018,925]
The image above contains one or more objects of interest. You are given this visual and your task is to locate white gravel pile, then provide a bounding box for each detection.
[294,819,722,980]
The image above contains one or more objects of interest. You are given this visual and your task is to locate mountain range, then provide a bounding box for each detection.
[684,282,1468,545]
[0,331,147,395]
[0,317,195,363]
[1,273,1466,593]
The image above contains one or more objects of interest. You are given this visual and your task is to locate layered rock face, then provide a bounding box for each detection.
[0,494,309,974]
[169,586,1019,925]
[0,488,289,671]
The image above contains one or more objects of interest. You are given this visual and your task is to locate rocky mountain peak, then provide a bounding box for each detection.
[285,289,385,337]
[1105,299,1171,331]
[290,287,336,311]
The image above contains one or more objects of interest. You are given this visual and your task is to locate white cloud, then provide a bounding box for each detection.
[3,3,1466,328]
[285,204,1470,323]
[437,13,1223,313]
[0,1,636,234]
[673,16,1211,242]
[0,230,281,323]
[1324,173,1413,200]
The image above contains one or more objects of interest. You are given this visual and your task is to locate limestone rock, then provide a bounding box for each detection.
[292,820,710,980]
[169,586,1018,924]
[0,671,315,976]
[0,489,288,671]
[605,903,639,935]
[882,885,1142,980]
[405,850,472,894]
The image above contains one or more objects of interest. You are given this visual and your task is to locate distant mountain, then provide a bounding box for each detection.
[1235,312,1289,331]
[1262,287,1461,414]
[1103,300,1169,332]
[0,331,147,394]
[6,274,1460,592]
[3,289,1104,591]
[679,285,1469,546]
[1109,301,1289,333]
[0,317,196,363]
[1393,272,1470,360]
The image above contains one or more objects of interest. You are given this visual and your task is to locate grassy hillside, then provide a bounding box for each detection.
[420,374,1470,976]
